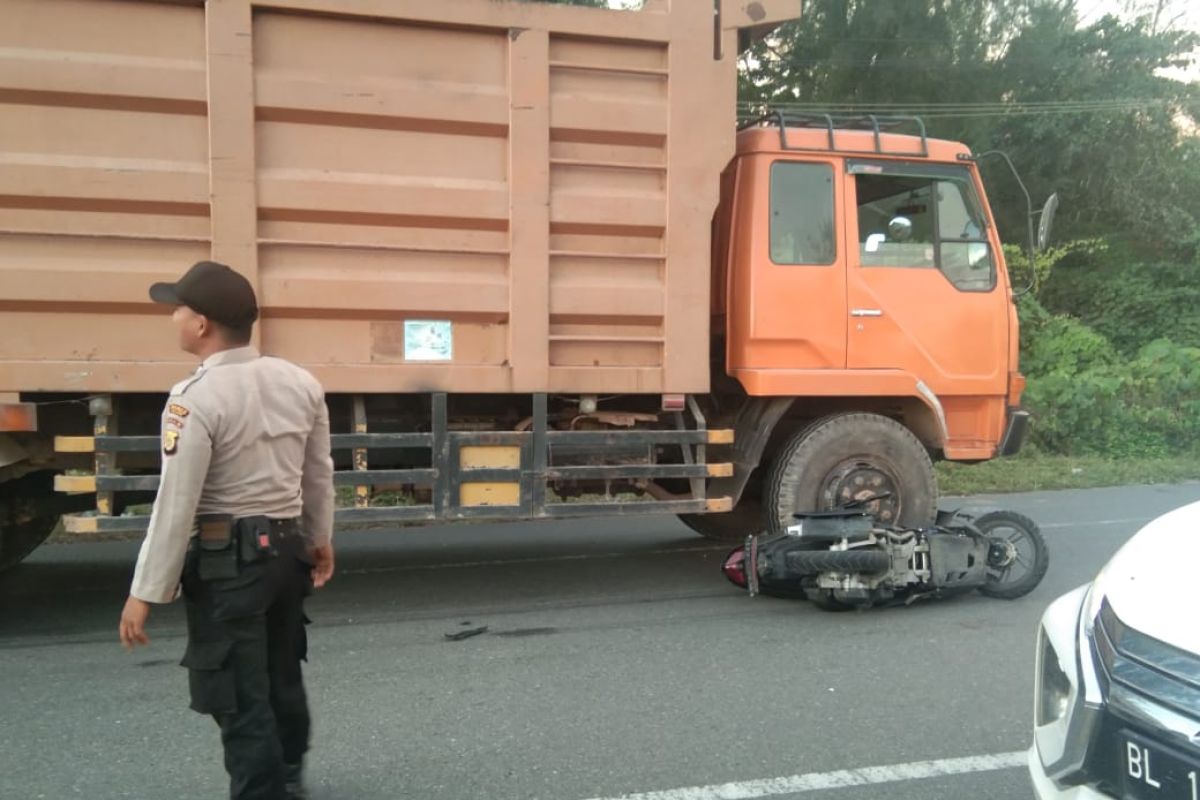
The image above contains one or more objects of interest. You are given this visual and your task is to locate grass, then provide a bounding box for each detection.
[937,453,1200,496]
[335,486,416,508]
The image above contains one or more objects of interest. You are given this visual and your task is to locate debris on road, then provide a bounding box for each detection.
[444,625,488,642]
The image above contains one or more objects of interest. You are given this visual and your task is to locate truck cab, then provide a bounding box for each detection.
[715,116,1026,462]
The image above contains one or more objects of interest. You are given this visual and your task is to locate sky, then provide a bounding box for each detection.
[1077,0,1200,31]
[1079,0,1200,81]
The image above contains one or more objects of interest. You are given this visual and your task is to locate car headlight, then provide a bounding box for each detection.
[1080,568,1110,637]
[1033,583,1106,784]
[1033,584,1088,776]
[1038,630,1073,726]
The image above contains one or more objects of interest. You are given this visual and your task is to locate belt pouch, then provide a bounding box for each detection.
[196,514,238,580]
[237,516,273,565]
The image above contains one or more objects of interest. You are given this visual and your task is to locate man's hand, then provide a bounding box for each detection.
[119,596,152,650]
[309,543,335,589]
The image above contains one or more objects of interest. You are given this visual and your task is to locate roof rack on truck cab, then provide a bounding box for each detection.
[739,110,930,158]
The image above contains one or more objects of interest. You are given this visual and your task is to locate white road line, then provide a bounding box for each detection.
[1040,516,1150,529]
[577,751,1027,800]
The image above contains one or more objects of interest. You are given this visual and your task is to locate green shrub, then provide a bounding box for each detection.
[1125,339,1200,454]
[1022,338,1200,458]
[1011,234,1200,458]
[1018,295,1117,377]
[1038,243,1200,356]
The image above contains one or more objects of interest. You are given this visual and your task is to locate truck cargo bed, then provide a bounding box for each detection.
[0,0,799,396]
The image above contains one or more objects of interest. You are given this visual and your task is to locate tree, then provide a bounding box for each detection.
[988,5,1199,244]
[738,0,1199,248]
[738,0,1029,141]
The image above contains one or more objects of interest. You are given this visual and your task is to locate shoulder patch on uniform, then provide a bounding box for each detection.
[163,429,180,456]
[168,404,190,418]
[165,415,185,429]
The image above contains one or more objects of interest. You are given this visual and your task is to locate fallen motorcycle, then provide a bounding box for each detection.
[722,499,1049,610]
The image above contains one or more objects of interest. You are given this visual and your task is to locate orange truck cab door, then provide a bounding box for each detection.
[843,160,1011,452]
[727,155,847,372]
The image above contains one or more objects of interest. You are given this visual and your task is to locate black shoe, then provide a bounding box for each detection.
[284,762,309,800]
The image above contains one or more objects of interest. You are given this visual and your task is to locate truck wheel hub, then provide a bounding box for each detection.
[820,460,900,523]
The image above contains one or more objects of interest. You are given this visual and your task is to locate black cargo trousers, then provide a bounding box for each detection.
[180,523,313,800]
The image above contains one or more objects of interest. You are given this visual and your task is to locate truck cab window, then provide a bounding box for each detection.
[769,162,835,266]
[936,179,995,291]
[855,171,995,291]
[856,174,937,268]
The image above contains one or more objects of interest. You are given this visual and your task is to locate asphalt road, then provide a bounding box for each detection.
[2,483,1199,800]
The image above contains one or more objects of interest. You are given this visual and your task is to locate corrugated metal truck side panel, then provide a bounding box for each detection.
[0,0,799,395]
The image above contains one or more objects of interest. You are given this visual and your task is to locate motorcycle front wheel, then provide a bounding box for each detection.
[973,510,1049,599]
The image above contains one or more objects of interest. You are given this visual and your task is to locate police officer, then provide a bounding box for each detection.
[118,260,335,800]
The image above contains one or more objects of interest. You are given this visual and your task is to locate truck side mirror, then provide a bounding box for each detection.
[1036,193,1059,252]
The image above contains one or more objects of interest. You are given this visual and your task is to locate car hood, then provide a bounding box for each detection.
[1101,499,1200,655]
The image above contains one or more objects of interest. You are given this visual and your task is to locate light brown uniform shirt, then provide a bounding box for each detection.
[130,346,334,604]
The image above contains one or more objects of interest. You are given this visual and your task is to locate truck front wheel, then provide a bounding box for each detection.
[0,471,68,573]
[764,413,937,534]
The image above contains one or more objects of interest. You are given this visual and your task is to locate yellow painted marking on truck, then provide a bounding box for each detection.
[460,483,521,507]
[54,475,96,493]
[705,497,734,513]
[460,446,521,470]
[55,436,96,453]
[706,463,734,478]
[62,515,99,534]
[707,430,735,445]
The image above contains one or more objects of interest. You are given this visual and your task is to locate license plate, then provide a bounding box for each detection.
[1119,730,1200,800]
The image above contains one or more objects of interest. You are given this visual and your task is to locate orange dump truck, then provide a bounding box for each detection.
[0,0,1033,571]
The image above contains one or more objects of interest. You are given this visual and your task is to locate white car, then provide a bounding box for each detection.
[1030,500,1200,800]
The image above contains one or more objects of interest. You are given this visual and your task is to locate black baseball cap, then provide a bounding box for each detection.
[149,261,259,327]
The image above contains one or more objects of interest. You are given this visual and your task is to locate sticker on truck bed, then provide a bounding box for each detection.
[403,320,453,362]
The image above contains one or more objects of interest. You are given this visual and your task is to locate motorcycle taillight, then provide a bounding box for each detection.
[722,547,748,589]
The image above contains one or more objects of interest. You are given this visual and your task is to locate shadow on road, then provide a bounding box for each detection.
[0,517,737,644]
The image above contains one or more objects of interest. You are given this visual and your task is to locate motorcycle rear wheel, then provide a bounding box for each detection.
[784,548,891,575]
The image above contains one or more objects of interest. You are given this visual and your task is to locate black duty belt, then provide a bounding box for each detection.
[255,517,301,536]
[236,516,302,545]
[190,515,301,545]
[190,515,302,580]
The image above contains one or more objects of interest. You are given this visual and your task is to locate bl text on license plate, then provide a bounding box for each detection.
[1120,731,1200,800]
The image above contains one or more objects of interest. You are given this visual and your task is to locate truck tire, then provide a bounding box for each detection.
[0,471,65,573]
[784,548,891,575]
[973,510,1049,600]
[678,499,765,542]
[765,413,937,534]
